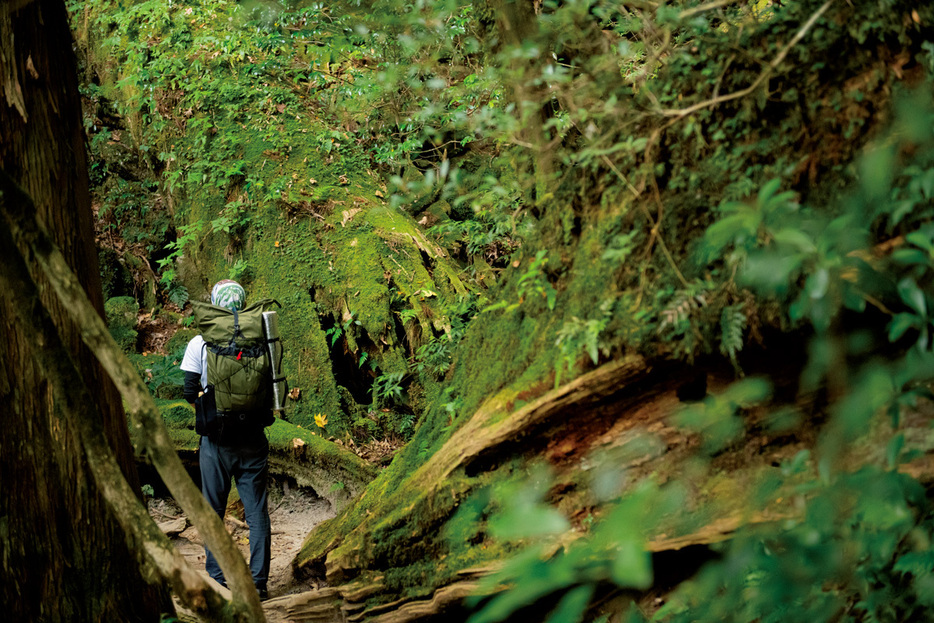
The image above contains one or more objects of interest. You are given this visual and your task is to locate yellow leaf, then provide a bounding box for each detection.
[314,413,328,428]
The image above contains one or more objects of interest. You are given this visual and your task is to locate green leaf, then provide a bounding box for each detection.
[890,199,918,225]
[611,539,652,589]
[756,178,782,205]
[586,339,599,365]
[921,168,934,198]
[544,585,594,623]
[888,313,919,342]
[886,433,905,469]
[703,211,760,260]
[860,145,895,198]
[806,268,830,300]
[905,230,934,253]
[892,248,931,266]
[783,449,811,476]
[490,505,570,540]
[843,287,867,313]
[898,278,928,317]
[772,228,816,253]
[546,285,557,311]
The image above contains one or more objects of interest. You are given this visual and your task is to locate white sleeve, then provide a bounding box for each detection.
[179,336,205,374]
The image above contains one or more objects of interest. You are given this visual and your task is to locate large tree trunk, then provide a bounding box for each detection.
[0,0,171,619]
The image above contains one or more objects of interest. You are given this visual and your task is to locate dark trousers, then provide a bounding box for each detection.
[199,434,271,590]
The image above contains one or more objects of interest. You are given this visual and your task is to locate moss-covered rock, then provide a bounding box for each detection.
[164,327,198,357]
[151,399,377,509]
[167,115,478,437]
[99,248,134,300]
[105,296,139,353]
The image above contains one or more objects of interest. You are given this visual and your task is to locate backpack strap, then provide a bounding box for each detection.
[231,308,241,345]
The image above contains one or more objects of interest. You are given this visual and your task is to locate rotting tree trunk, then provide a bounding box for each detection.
[295,356,656,581]
[0,0,171,619]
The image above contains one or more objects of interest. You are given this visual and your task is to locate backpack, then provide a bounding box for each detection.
[191,298,280,432]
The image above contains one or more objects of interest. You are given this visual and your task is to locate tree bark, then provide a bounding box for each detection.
[490,0,555,199]
[0,0,171,620]
[0,171,264,623]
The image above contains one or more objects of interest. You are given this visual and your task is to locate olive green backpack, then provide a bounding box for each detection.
[191,298,279,416]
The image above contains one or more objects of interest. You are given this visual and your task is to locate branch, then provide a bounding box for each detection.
[600,154,690,287]
[0,171,265,622]
[678,0,743,21]
[656,0,834,119]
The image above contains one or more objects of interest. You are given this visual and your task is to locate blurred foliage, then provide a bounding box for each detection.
[463,75,934,623]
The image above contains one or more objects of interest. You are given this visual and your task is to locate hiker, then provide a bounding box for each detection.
[181,279,273,600]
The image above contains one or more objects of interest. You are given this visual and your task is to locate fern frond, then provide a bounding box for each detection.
[719,304,747,364]
[659,290,707,332]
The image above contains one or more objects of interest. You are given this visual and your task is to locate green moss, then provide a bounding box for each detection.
[158,400,195,430]
[99,248,134,300]
[170,117,477,437]
[105,296,139,353]
[164,327,198,356]
[265,417,377,508]
[295,443,526,601]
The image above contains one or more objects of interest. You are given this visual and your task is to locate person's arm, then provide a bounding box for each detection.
[183,371,201,405]
[179,336,205,406]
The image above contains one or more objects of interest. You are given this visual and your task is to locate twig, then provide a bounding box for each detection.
[679,0,743,20]
[150,507,182,521]
[712,54,735,100]
[601,155,690,287]
[600,154,641,199]
[269,495,291,516]
[656,0,834,119]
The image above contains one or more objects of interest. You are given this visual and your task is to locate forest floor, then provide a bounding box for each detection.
[149,477,336,619]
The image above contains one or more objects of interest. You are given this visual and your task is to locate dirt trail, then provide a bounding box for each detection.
[149,478,336,613]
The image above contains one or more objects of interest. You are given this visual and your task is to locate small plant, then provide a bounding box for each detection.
[211,198,252,236]
[325,312,359,347]
[396,412,416,436]
[719,303,748,372]
[228,257,252,283]
[157,220,205,308]
[371,371,405,407]
[554,299,614,387]
[413,334,454,377]
[484,250,557,313]
[601,230,638,265]
[397,307,419,324]
[888,277,934,351]
[145,354,185,398]
[515,250,557,311]
[701,178,799,265]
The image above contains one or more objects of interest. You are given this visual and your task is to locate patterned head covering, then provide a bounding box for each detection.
[211,280,246,311]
